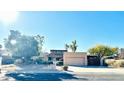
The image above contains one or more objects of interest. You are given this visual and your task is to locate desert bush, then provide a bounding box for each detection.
[46,61,53,65]
[117,60,124,67]
[31,56,53,65]
[14,59,24,65]
[105,59,124,68]
[56,61,63,66]
[105,59,115,67]
[31,56,43,64]
[39,61,53,65]
[112,61,121,68]
[63,65,68,71]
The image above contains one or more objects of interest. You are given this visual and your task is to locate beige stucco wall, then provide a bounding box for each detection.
[119,48,124,59]
[64,52,87,66]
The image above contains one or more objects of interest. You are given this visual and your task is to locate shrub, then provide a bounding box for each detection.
[14,59,24,65]
[56,61,63,66]
[105,59,115,67]
[112,61,121,68]
[117,60,124,67]
[47,61,53,65]
[40,61,53,65]
[31,56,43,64]
[105,59,124,68]
[31,56,54,65]
[63,65,68,71]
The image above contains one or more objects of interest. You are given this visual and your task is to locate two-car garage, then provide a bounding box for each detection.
[64,52,101,66]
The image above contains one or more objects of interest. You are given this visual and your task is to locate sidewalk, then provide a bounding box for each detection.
[67,66,124,74]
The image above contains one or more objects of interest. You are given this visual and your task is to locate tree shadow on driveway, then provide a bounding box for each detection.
[5,72,88,81]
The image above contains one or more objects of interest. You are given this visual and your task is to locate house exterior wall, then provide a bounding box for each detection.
[119,48,124,59]
[64,52,87,66]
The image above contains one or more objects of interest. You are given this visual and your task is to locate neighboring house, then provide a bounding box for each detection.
[48,50,67,61]
[118,48,124,59]
[43,50,67,62]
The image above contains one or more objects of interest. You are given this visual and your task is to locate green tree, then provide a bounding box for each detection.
[70,40,78,52]
[88,44,118,59]
[34,35,44,56]
[4,30,41,59]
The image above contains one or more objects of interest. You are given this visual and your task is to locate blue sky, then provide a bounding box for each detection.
[0,11,124,52]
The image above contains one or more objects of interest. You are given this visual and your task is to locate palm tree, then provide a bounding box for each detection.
[70,40,78,52]
[65,44,69,51]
